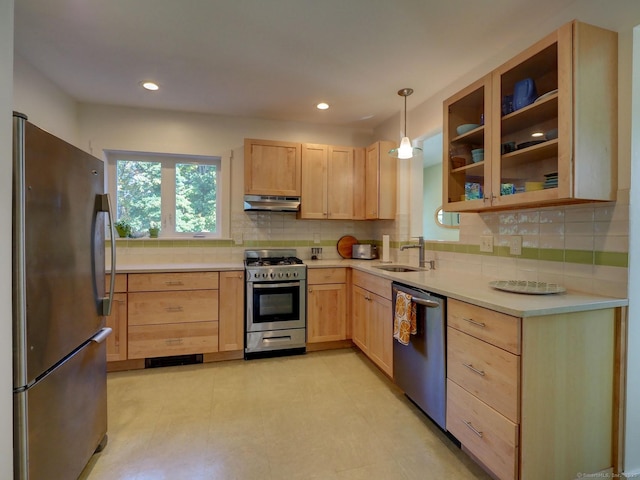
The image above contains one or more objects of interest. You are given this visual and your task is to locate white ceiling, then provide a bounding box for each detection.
[14,0,578,130]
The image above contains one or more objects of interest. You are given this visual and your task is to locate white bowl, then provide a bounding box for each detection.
[456,123,480,136]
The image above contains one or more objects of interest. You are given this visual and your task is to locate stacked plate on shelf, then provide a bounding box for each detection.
[544,172,558,189]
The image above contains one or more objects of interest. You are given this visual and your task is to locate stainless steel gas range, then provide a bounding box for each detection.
[244,249,306,358]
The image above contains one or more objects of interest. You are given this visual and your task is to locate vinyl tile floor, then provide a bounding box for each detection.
[80,348,493,480]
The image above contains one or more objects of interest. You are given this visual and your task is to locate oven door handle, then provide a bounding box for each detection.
[262,336,293,344]
[253,281,301,289]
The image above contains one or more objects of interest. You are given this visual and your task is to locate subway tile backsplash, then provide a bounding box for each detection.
[111,202,629,298]
[442,202,629,297]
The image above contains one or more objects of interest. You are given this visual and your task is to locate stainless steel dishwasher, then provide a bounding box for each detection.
[392,282,446,430]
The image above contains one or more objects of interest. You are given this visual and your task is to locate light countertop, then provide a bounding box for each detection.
[299,259,627,317]
[111,263,244,273]
[112,259,627,318]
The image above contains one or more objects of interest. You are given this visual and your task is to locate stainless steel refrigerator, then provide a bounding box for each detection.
[12,112,116,480]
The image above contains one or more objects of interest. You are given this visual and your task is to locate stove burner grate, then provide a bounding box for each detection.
[246,256,303,267]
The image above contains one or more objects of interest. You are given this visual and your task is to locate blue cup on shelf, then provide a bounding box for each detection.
[501,95,514,116]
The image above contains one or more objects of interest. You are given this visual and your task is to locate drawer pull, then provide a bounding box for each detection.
[165,306,184,312]
[462,317,486,328]
[165,281,184,286]
[463,363,486,376]
[165,338,184,346]
[463,420,484,438]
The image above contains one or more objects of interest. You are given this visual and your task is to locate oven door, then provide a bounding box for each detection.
[247,279,306,332]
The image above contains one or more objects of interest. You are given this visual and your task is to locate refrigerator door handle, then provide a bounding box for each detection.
[90,327,113,344]
[99,194,117,316]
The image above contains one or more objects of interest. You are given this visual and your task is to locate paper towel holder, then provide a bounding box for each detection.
[380,235,393,264]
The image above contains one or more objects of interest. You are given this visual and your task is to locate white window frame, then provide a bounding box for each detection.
[105,149,231,239]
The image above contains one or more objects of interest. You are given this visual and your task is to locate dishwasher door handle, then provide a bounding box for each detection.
[411,297,440,308]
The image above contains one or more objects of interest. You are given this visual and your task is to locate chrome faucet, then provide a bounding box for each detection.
[400,236,430,268]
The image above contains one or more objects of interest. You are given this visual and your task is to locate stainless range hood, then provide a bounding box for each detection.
[243,195,301,212]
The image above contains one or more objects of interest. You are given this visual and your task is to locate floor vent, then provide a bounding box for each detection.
[145,354,203,369]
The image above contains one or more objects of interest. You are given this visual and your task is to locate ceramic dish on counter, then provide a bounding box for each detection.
[489,280,566,295]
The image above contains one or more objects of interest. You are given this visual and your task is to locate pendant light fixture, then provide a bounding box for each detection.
[389,88,422,159]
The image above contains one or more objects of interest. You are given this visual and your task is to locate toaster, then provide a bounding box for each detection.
[352,244,379,260]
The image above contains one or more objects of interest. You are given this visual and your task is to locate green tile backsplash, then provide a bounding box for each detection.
[108,238,628,268]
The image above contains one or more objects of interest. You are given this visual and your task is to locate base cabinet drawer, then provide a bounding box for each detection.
[128,321,219,359]
[128,271,219,292]
[128,290,218,325]
[448,298,520,354]
[447,327,520,422]
[447,379,518,480]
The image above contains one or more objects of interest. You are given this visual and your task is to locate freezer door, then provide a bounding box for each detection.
[14,119,106,386]
[13,335,108,480]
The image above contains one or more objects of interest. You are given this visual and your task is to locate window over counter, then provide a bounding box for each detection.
[105,150,228,238]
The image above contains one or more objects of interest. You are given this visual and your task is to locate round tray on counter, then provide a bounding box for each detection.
[488,280,566,295]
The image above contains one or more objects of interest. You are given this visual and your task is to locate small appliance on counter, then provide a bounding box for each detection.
[352,244,379,260]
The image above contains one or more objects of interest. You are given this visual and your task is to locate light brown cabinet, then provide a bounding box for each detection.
[300,144,355,219]
[105,273,128,362]
[443,20,617,212]
[218,270,245,352]
[307,268,348,343]
[353,147,366,219]
[365,141,397,219]
[351,270,393,376]
[127,272,219,359]
[351,285,369,353]
[446,298,617,480]
[244,138,302,196]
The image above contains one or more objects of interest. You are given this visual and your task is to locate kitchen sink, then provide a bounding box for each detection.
[374,265,423,272]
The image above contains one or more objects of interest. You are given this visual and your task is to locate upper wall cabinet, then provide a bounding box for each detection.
[244,138,302,196]
[300,143,355,220]
[365,140,397,220]
[443,20,617,212]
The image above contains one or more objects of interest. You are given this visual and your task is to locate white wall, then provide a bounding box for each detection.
[13,54,79,145]
[626,24,640,478]
[77,103,374,214]
[423,163,459,241]
[1,1,14,478]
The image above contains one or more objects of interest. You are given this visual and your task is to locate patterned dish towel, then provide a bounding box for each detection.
[393,290,416,345]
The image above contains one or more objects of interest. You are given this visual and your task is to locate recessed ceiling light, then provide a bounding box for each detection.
[316,102,329,110]
[141,81,159,91]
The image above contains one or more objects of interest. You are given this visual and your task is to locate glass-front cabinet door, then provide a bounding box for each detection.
[443,75,491,212]
[442,20,617,213]
[490,30,562,208]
